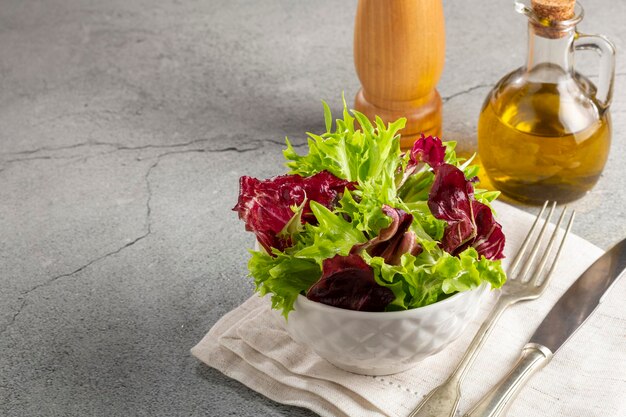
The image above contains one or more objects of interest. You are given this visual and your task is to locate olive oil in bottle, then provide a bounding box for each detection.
[478,71,611,203]
[478,0,615,204]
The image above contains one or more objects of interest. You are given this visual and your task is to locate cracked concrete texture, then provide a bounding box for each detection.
[0,0,625,416]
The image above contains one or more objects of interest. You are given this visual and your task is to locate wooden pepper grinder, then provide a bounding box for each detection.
[354,0,445,149]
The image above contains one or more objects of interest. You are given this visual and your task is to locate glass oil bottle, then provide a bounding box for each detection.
[478,0,616,204]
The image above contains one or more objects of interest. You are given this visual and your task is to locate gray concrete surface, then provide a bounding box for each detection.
[1,0,624,416]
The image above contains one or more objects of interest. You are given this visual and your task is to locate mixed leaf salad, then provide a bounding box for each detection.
[234,100,506,318]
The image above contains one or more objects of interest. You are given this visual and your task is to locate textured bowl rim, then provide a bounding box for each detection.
[295,282,490,318]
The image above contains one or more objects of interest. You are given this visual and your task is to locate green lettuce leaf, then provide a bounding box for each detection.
[293,201,367,262]
[365,247,506,311]
[248,249,321,318]
[284,99,406,185]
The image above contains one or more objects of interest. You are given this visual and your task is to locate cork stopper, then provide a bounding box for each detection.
[531,0,576,21]
[530,0,576,38]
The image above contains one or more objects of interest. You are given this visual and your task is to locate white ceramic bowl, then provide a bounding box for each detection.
[274,283,489,375]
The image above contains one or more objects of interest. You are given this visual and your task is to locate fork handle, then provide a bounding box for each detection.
[463,343,553,417]
[408,296,512,417]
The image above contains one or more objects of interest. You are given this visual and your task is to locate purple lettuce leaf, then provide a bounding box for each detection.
[397,134,447,190]
[306,253,395,311]
[428,163,505,260]
[353,205,422,265]
[470,201,505,260]
[409,134,446,169]
[233,170,354,253]
[428,164,477,255]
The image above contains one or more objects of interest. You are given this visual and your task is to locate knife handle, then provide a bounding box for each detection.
[464,343,553,417]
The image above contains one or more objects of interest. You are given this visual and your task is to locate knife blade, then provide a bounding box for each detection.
[529,237,626,352]
[465,237,626,417]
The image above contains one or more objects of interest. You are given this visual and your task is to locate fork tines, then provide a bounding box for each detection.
[508,201,575,287]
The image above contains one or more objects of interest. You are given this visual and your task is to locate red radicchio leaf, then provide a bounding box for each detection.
[233,171,354,253]
[397,134,447,189]
[353,205,422,265]
[428,164,477,255]
[408,134,446,172]
[471,200,505,260]
[428,163,505,260]
[306,253,395,312]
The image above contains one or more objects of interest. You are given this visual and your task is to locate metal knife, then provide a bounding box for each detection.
[464,237,626,417]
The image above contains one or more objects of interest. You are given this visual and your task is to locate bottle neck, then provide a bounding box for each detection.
[526,23,575,77]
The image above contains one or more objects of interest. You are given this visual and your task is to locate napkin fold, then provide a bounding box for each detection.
[192,202,626,417]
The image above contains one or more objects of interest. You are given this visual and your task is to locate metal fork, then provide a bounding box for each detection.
[408,201,575,417]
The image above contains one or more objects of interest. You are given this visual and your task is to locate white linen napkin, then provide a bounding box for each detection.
[192,201,626,417]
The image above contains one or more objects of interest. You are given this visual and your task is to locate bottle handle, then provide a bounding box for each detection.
[574,33,616,110]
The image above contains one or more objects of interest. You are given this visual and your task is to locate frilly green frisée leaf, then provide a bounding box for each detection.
[284,98,405,184]
[239,98,507,317]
